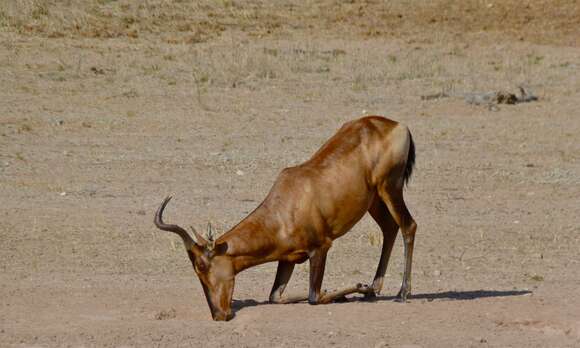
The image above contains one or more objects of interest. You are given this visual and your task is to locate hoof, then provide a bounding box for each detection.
[363,291,377,301]
[395,283,411,302]
[357,283,377,300]
[333,295,349,303]
[394,296,407,303]
[395,290,410,303]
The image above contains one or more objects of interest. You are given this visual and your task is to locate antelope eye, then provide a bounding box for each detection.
[194,260,208,273]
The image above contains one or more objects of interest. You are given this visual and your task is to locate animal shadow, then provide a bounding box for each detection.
[231,289,532,316]
[406,289,532,301]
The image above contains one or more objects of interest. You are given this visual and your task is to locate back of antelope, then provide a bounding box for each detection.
[154,115,417,321]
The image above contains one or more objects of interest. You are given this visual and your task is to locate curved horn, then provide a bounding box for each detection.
[154,196,195,249]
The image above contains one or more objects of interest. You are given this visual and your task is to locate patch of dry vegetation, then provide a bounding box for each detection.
[183,39,571,104]
[1,0,579,45]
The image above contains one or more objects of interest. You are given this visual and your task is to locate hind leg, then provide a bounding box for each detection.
[377,183,417,302]
[367,196,400,297]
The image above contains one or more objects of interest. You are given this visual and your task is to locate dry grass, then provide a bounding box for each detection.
[1,0,579,45]
[1,1,576,110]
[171,39,576,108]
[2,30,576,120]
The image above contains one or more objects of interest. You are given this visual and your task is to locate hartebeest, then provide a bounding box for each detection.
[154,116,417,321]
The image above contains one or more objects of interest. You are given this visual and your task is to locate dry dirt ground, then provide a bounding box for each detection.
[1,1,580,347]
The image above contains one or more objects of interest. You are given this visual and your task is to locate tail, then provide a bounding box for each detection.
[403,130,415,186]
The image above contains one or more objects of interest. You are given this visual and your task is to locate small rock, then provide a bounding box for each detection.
[433,270,441,276]
[373,341,388,348]
[236,170,245,176]
[154,308,176,320]
[90,66,105,75]
[60,192,67,196]
[421,92,449,101]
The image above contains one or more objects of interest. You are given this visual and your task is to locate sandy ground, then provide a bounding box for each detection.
[1,1,580,347]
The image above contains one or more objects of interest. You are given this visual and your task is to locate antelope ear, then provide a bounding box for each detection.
[214,242,228,255]
[190,246,210,270]
[189,243,205,260]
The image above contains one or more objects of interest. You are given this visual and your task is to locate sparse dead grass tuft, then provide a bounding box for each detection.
[1,1,578,46]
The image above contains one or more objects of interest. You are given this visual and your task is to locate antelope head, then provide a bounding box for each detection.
[154,196,233,321]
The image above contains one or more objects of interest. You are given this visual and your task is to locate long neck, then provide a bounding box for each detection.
[217,207,281,274]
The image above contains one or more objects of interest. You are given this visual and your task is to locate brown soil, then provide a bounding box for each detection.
[1,1,579,347]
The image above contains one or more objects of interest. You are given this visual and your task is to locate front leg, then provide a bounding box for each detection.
[269,261,310,304]
[307,247,375,304]
[317,283,375,304]
[269,261,295,303]
[308,248,328,304]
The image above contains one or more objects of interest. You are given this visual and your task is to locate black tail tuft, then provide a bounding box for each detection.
[403,130,415,187]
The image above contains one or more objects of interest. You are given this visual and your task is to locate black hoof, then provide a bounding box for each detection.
[394,291,410,302]
[363,292,378,301]
[333,295,349,303]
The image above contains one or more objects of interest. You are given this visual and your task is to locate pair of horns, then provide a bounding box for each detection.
[189,223,217,250]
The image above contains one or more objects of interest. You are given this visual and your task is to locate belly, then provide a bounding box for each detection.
[320,184,375,240]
